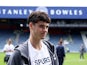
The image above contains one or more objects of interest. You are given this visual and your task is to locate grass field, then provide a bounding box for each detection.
[0,52,6,65]
[64,53,87,65]
[0,52,87,65]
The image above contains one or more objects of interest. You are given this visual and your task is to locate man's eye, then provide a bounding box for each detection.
[46,26,49,28]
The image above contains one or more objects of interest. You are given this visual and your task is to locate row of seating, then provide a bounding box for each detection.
[0,30,86,52]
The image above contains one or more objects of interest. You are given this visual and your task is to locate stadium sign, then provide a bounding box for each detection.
[0,6,87,19]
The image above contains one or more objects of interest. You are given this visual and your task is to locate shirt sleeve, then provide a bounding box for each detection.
[3,44,7,52]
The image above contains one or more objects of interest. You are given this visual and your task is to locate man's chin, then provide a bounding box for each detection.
[41,38,45,39]
[41,36,46,39]
[41,37,45,39]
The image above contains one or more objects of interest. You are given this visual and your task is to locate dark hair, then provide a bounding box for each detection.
[27,11,51,24]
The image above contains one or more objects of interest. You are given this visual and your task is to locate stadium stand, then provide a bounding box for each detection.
[0,30,86,53]
[0,19,87,53]
[64,32,84,52]
[48,31,85,52]
[0,30,15,52]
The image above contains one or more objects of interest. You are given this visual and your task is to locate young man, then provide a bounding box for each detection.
[7,11,59,65]
[3,38,15,63]
[80,44,85,59]
[56,38,65,65]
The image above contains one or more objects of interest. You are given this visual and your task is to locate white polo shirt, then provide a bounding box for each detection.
[3,44,15,55]
[28,40,52,65]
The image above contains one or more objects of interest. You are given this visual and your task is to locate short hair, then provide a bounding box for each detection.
[27,11,51,24]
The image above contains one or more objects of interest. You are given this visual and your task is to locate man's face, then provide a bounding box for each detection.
[8,39,12,45]
[30,21,49,39]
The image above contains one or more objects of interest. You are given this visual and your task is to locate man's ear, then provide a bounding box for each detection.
[29,22,33,29]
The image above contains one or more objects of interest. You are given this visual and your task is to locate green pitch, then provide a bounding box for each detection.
[0,52,6,65]
[64,53,87,65]
[0,52,87,65]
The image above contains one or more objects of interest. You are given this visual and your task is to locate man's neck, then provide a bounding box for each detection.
[29,37,42,50]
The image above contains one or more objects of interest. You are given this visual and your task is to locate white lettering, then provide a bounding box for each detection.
[69,10,73,15]
[24,9,27,15]
[74,10,78,15]
[19,9,23,15]
[56,10,61,15]
[62,10,68,15]
[0,8,84,18]
[50,10,55,15]
[28,10,33,14]
[7,9,12,15]
[79,10,83,15]
[50,9,83,16]
[2,9,6,14]
[13,9,19,15]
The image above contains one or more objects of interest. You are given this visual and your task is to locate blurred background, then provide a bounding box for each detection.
[0,6,87,65]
